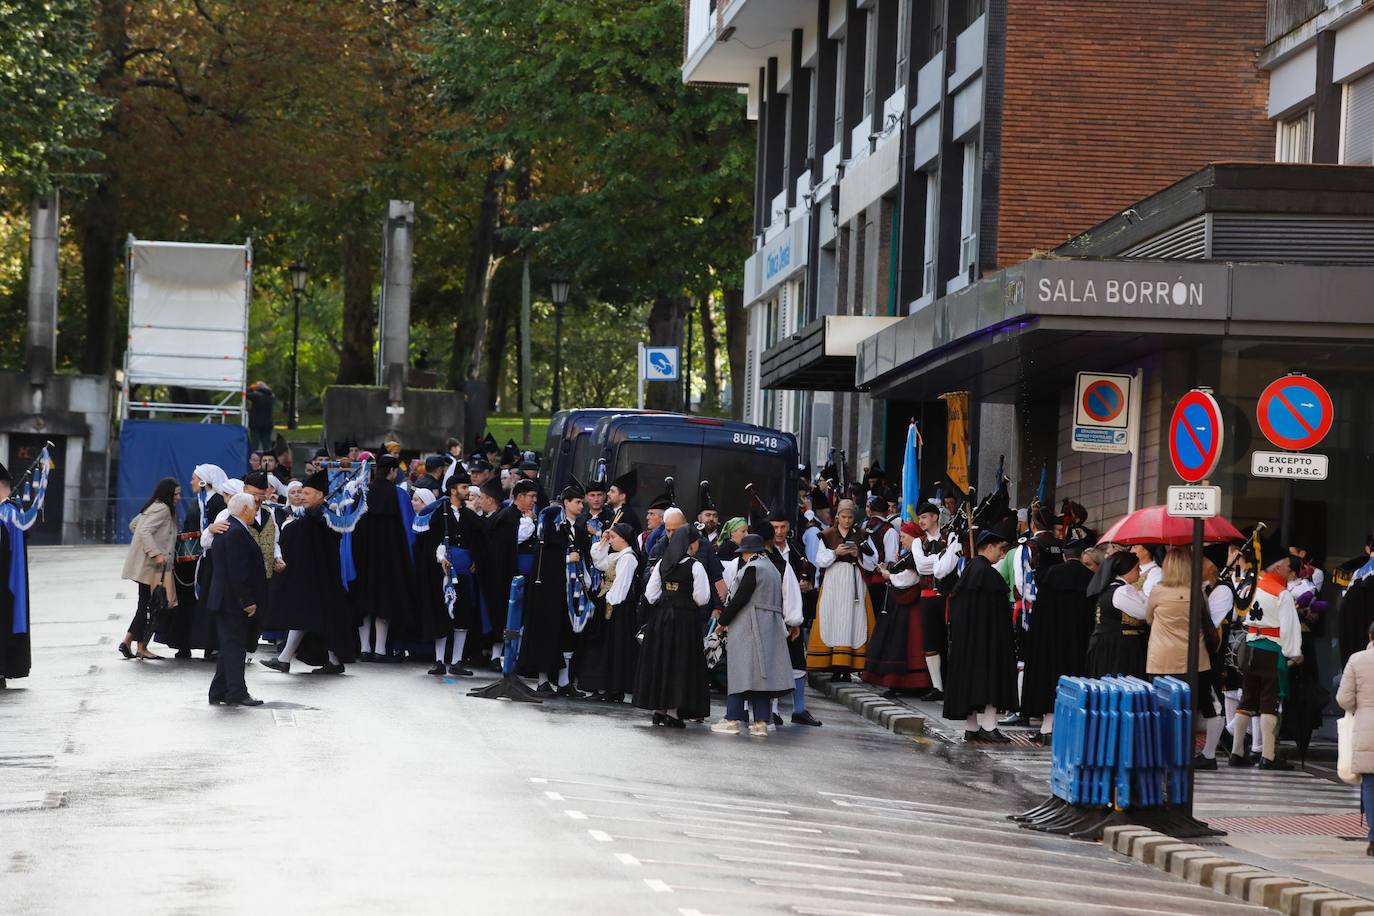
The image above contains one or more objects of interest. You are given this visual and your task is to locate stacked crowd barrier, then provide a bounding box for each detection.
[1015,674,1216,840]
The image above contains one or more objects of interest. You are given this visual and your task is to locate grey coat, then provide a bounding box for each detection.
[1337,645,1374,774]
[122,502,177,586]
[723,556,793,696]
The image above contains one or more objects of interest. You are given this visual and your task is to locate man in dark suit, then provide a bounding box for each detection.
[208,493,267,706]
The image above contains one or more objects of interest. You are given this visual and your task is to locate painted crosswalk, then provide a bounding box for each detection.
[529,776,1264,915]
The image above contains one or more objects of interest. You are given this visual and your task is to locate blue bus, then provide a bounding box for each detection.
[595,414,797,523]
[540,408,665,495]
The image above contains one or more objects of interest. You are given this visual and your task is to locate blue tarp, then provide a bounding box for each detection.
[116,420,248,542]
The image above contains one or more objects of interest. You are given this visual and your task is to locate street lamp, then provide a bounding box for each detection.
[549,276,571,413]
[287,261,309,429]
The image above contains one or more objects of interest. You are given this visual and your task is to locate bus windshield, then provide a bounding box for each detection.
[613,442,789,521]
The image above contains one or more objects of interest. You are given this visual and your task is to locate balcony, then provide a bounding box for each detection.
[682,0,812,86]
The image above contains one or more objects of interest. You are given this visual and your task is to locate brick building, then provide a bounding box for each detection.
[682,0,1272,482]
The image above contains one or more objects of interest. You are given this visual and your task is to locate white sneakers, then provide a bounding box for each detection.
[710,719,741,735]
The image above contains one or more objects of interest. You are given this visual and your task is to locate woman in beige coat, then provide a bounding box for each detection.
[119,478,181,659]
[1146,546,1225,768]
[1336,619,1374,857]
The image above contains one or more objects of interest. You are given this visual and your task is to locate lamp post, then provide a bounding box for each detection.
[287,261,309,429]
[549,276,571,414]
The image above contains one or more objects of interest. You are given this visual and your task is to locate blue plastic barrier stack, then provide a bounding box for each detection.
[1016,674,1212,840]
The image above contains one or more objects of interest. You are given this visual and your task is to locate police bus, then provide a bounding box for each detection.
[594,413,797,523]
[540,408,659,495]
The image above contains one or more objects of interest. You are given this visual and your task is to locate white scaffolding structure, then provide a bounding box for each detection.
[122,237,252,423]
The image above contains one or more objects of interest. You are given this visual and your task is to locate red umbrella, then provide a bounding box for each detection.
[1097,505,1243,546]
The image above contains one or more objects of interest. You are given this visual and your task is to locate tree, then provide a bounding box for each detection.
[0,0,108,201]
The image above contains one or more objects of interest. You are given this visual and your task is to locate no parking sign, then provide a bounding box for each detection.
[1072,372,1132,454]
[1168,389,1224,483]
[1250,373,1333,481]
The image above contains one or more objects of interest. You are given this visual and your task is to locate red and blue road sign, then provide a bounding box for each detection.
[1256,374,1332,452]
[1168,390,1224,483]
[1081,379,1126,423]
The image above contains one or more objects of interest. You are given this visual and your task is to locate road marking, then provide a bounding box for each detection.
[544,791,565,801]
[682,831,859,855]
[529,777,548,784]
[587,829,613,842]
[643,879,672,894]
[631,793,789,815]
[565,810,588,821]
[656,811,824,834]
[614,853,640,867]
[752,879,954,904]
[716,854,902,878]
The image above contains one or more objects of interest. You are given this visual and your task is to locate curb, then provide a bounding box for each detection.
[1103,826,1374,915]
[809,674,924,738]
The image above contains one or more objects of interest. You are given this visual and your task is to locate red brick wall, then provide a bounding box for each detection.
[995,1,1271,267]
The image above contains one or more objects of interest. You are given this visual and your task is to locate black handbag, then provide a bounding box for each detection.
[146,581,172,634]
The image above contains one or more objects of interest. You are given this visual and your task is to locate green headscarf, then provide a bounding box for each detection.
[719,517,747,542]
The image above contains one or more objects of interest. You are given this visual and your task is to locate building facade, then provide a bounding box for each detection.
[682,0,1271,473]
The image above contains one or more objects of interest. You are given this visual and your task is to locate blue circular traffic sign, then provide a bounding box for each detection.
[1169,390,1224,483]
[1256,374,1332,452]
[1082,379,1125,423]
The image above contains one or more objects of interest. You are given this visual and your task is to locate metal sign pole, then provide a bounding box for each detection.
[1185,513,1204,818]
[637,343,645,409]
[1127,368,1143,513]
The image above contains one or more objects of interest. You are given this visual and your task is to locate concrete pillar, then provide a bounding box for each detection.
[27,191,59,388]
[977,399,1020,506]
[378,200,414,418]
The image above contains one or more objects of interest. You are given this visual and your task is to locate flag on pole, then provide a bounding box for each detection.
[901,421,921,522]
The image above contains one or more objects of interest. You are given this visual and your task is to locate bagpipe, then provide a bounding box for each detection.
[746,481,773,539]
[1220,521,1265,615]
[536,507,596,633]
[3,442,53,531]
[321,460,371,533]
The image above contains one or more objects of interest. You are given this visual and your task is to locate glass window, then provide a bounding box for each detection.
[922,171,938,298]
[1342,73,1374,165]
[697,446,792,521]
[959,141,978,279]
[1276,109,1314,163]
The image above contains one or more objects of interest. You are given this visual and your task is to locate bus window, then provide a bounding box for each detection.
[613,445,699,512]
[569,433,599,486]
[697,446,791,521]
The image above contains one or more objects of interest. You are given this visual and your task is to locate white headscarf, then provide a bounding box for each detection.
[268,473,290,497]
[221,479,244,497]
[193,464,228,493]
[412,488,436,507]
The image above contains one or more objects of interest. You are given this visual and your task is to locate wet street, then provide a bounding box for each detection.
[1,546,1266,915]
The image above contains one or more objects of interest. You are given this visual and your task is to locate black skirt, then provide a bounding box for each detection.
[1085,628,1148,680]
[632,603,710,718]
[863,593,931,690]
[576,598,640,696]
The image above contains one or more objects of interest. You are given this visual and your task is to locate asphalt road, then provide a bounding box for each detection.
[0,546,1265,915]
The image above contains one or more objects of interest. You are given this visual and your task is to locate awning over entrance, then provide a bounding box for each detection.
[856,258,1374,400]
[763,315,903,391]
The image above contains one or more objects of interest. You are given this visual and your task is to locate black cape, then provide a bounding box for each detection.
[518,506,591,678]
[1339,576,1374,666]
[189,492,229,651]
[1020,558,1095,717]
[478,504,525,635]
[0,521,31,679]
[942,554,1018,719]
[420,503,488,640]
[349,481,415,626]
[262,509,357,665]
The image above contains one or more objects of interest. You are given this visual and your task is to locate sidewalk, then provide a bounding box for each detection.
[817,679,1374,904]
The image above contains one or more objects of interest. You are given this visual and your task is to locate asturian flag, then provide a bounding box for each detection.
[901,421,921,523]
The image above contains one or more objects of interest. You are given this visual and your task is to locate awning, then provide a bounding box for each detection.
[762,315,902,391]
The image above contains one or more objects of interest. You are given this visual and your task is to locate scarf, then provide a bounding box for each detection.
[543,509,596,633]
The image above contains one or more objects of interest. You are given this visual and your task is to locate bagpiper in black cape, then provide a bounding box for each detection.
[942,521,1019,727]
[350,455,416,658]
[259,473,358,672]
[1019,533,1095,720]
[417,470,488,673]
[0,460,34,686]
[518,484,593,693]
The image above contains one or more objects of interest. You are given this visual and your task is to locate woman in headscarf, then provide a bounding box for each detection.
[189,477,245,658]
[807,499,874,680]
[714,517,749,566]
[578,523,643,702]
[158,465,228,659]
[1086,549,1148,678]
[634,525,711,726]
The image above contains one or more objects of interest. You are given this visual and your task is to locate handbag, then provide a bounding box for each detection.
[704,619,727,669]
[146,580,172,634]
[1337,714,1359,785]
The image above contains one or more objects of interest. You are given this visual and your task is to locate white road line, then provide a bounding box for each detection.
[587,829,613,843]
[631,793,790,815]
[544,791,565,801]
[614,853,641,867]
[565,810,588,820]
[644,878,673,894]
[752,879,955,904]
[716,854,902,878]
[682,831,860,855]
[529,777,548,784]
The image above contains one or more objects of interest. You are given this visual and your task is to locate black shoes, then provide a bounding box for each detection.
[1192,754,1218,770]
[664,716,686,729]
[259,658,291,674]
[535,682,556,696]
[975,728,1011,744]
[1228,753,1254,768]
[791,710,823,727]
[1028,732,1051,747]
[449,664,473,676]
[118,642,134,659]
[556,685,587,699]
[208,695,224,705]
[358,652,376,663]
[771,713,785,727]
[652,712,666,726]
[922,688,944,702]
[174,649,191,659]
[312,663,345,675]
[999,713,1030,728]
[1258,756,1293,771]
[427,662,447,676]
[964,729,980,742]
[226,696,264,707]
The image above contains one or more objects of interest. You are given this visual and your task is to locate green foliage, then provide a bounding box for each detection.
[0,0,109,200]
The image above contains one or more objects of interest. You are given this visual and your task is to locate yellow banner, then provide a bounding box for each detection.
[940,391,970,493]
